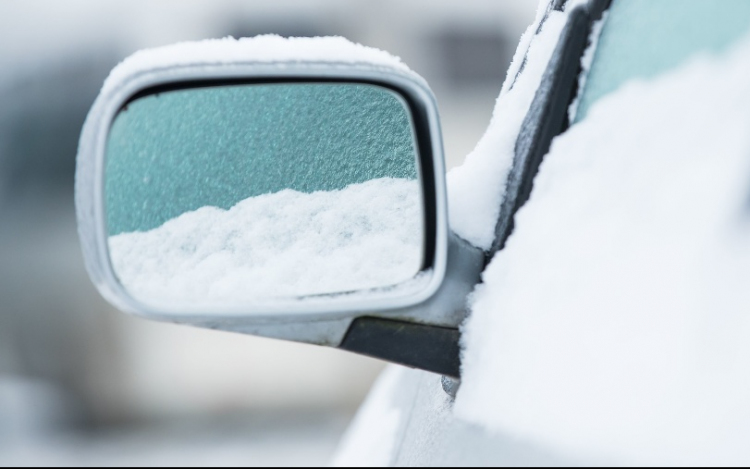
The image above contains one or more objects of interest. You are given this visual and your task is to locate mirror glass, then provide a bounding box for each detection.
[105,82,424,308]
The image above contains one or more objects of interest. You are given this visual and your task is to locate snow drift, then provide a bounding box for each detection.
[456,27,750,465]
[109,178,423,307]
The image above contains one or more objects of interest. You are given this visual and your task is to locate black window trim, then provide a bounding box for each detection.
[489,0,613,260]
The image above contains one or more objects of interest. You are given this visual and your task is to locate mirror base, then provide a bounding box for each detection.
[339,317,460,379]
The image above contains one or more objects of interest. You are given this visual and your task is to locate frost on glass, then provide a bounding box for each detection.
[104,83,423,307]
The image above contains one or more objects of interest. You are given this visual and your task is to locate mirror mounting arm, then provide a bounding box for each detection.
[339,317,461,378]
[337,231,483,379]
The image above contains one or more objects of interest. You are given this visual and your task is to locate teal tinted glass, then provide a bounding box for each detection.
[575,0,750,122]
[104,82,425,304]
[106,83,418,235]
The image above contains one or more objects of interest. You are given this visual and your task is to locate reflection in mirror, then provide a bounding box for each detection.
[105,83,424,307]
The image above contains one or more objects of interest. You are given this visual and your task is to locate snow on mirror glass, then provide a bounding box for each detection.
[104,83,424,309]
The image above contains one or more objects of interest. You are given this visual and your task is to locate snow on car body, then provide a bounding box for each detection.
[335,0,750,465]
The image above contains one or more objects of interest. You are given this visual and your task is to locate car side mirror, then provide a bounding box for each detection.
[76,36,483,378]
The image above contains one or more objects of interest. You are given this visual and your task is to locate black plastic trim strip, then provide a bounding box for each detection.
[489,0,612,259]
[339,317,461,378]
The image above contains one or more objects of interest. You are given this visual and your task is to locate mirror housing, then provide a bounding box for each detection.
[76,36,483,377]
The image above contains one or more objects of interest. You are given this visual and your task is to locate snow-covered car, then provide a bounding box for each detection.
[334,0,750,465]
[76,0,750,465]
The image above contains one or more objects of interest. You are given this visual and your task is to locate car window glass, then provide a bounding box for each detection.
[575,0,750,122]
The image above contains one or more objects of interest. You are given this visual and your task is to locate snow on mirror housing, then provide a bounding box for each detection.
[76,39,484,378]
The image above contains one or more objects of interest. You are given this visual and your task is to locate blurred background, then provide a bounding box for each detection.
[0,0,535,465]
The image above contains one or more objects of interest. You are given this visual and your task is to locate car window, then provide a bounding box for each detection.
[575,0,750,122]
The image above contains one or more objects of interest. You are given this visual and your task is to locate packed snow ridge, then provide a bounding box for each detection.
[456,28,750,465]
[101,35,419,99]
[109,178,423,308]
[446,5,568,249]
